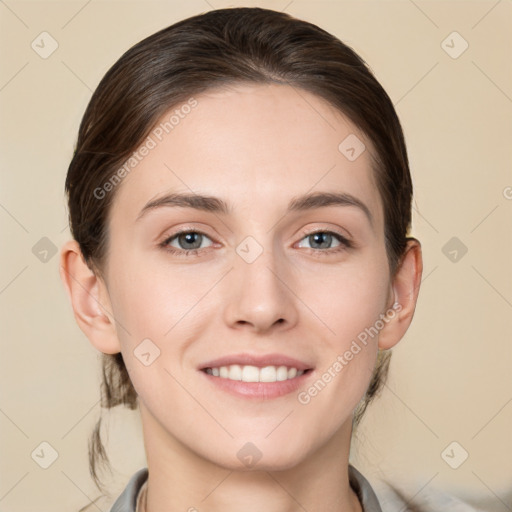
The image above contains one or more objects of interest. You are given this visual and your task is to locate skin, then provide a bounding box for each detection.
[60,83,422,512]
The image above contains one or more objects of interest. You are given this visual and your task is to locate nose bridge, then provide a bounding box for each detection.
[224,233,297,330]
[237,236,282,291]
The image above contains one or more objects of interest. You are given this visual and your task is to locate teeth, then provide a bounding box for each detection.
[205,365,305,382]
[229,364,242,381]
[260,366,277,382]
[276,366,288,381]
[242,365,259,382]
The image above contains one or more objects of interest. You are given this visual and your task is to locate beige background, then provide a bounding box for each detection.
[1,0,511,511]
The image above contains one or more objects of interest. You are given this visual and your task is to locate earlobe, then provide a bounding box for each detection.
[59,240,121,355]
[378,238,423,350]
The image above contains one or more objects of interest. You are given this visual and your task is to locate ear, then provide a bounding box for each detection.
[59,240,121,355]
[378,238,423,350]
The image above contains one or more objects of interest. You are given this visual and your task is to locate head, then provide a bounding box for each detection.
[60,6,422,492]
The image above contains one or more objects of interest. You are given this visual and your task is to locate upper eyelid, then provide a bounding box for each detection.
[163,228,214,243]
[300,226,351,240]
[296,229,352,248]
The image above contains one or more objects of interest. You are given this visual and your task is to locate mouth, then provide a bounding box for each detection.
[198,353,314,399]
[202,365,312,382]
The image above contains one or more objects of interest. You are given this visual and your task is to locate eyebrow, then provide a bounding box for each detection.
[136,190,373,226]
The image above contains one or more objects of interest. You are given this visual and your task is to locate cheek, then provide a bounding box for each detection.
[105,262,201,402]
[294,251,390,404]
[299,253,390,349]
[108,253,207,341]
[294,261,388,429]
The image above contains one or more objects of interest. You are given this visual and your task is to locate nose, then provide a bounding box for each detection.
[222,241,299,334]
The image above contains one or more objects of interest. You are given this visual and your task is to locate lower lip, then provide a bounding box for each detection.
[200,370,314,400]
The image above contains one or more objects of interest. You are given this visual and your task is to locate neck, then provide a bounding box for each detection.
[138,403,362,512]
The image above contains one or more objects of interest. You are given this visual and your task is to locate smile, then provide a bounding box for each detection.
[203,364,306,382]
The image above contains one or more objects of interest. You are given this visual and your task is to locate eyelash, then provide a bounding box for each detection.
[159,228,353,258]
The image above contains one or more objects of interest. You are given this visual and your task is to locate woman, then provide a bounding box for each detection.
[60,7,422,512]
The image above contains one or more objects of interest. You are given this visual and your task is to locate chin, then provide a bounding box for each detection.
[203,436,311,473]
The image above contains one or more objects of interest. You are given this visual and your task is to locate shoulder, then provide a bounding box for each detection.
[108,467,149,512]
[348,465,487,512]
[372,478,489,512]
[349,464,384,512]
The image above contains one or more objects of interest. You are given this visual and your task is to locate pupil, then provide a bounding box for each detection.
[180,232,201,249]
[312,232,330,249]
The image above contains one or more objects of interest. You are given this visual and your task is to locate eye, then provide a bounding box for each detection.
[296,230,352,253]
[160,230,214,256]
[159,228,352,258]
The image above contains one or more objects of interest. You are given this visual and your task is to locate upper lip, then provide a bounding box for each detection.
[199,353,313,371]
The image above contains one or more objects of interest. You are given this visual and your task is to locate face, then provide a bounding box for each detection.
[102,83,394,470]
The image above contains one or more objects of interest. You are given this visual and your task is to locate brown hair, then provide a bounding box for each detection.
[65,6,412,499]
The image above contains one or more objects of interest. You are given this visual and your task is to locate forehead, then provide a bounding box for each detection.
[110,82,383,226]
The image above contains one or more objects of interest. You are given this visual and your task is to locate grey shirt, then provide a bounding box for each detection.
[109,464,383,512]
